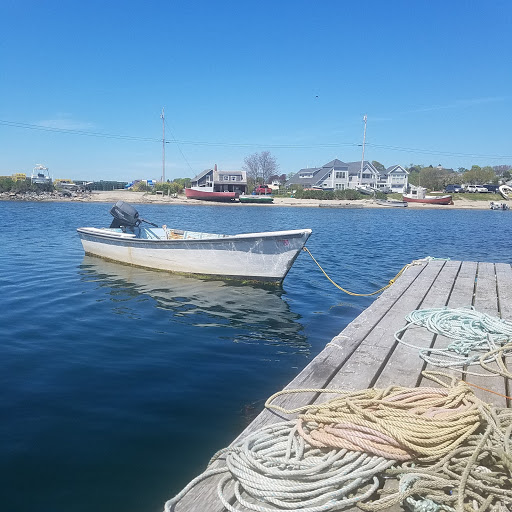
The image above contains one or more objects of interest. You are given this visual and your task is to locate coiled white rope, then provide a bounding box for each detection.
[164,420,394,512]
[394,307,512,375]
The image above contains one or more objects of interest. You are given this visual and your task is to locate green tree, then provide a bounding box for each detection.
[463,165,495,185]
[418,166,452,191]
[372,161,386,172]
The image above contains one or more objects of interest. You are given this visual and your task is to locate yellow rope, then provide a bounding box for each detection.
[302,246,411,296]
[265,380,482,462]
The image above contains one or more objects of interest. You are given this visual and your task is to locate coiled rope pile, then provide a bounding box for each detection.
[164,374,512,512]
[395,307,512,375]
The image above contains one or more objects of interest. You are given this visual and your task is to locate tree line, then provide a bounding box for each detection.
[404,164,511,191]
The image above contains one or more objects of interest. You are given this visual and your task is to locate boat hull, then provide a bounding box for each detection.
[375,200,408,207]
[499,185,512,200]
[402,195,453,205]
[185,188,238,201]
[77,228,311,284]
[239,196,273,204]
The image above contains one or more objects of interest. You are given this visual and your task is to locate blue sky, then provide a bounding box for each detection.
[1,0,511,182]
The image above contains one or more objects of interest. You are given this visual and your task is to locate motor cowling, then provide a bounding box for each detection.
[109,201,140,228]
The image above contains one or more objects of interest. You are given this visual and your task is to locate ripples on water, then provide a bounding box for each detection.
[1,200,510,512]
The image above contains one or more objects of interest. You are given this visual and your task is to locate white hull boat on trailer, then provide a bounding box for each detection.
[77,202,312,284]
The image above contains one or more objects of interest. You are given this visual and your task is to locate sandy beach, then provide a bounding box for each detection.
[1,189,505,210]
[60,190,501,210]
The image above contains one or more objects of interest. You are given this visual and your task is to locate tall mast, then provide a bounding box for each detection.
[161,107,165,183]
[359,114,367,184]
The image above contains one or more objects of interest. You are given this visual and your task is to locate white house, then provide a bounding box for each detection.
[376,165,409,193]
[286,159,407,191]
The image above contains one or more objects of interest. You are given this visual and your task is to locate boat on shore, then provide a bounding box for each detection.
[239,195,273,204]
[185,188,238,201]
[499,185,512,200]
[77,201,311,284]
[403,187,452,205]
[490,201,510,210]
[375,199,408,207]
[186,164,247,202]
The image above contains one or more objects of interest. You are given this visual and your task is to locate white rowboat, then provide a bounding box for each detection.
[77,202,311,284]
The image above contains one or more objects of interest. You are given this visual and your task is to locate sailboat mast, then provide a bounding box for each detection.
[161,107,165,183]
[359,114,367,184]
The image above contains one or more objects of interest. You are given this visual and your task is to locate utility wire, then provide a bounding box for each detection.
[1,118,511,160]
[163,118,196,175]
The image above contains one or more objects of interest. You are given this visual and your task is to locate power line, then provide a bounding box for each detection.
[1,118,511,160]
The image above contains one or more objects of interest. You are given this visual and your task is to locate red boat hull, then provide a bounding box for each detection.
[185,188,238,202]
[402,195,453,205]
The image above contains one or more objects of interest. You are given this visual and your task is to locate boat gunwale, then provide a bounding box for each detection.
[76,227,312,245]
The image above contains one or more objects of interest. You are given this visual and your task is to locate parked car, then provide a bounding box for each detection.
[483,184,499,193]
[254,185,272,195]
[445,184,464,193]
[466,185,488,193]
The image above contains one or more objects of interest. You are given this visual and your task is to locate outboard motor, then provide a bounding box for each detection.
[109,201,140,228]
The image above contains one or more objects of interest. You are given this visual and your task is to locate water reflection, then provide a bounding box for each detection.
[79,256,309,352]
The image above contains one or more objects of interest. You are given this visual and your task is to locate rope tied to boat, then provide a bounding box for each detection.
[302,247,413,296]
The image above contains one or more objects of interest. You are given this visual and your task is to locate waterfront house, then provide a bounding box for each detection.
[376,165,409,193]
[190,165,247,194]
[286,159,408,192]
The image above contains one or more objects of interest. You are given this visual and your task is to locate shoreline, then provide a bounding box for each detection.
[0,189,505,210]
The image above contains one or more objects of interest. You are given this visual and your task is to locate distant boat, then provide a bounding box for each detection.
[185,188,238,201]
[403,187,453,205]
[186,165,247,202]
[239,195,274,204]
[356,185,376,195]
[375,199,408,207]
[77,201,311,285]
[499,184,512,200]
[31,164,52,185]
[490,201,510,210]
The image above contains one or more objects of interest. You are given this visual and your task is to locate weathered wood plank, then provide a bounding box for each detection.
[326,260,447,392]
[465,263,507,408]
[496,263,512,407]
[418,261,478,389]
[376,260,461,389]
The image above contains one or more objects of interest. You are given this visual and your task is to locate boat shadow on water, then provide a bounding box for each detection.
[79,255,309,351]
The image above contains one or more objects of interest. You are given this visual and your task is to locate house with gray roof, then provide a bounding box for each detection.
[286,159,408,193]
[286,159,379,191]
[376,165,409,193]
[190,164,247,194]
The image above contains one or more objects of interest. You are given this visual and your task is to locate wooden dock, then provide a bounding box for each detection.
[170,259,512,511]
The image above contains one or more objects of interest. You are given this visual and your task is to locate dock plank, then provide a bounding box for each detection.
[376,260,461,389]
[326,260,446,392]
[466,262,507,408]
[418,261,478,388]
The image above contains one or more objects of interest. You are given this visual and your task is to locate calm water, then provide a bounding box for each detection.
[1,200,511,512]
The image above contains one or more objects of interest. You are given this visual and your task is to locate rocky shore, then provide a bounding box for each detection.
[0,189,503,210]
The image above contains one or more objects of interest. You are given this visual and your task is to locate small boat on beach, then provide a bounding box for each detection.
[185,165,247,202]
[490,201,510,210]
[402,187,453,205]
[499,184,512,200]
[185,188,239,201]
[239,195,274,204]
[375,199,408,207]
[77,201,311,284]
